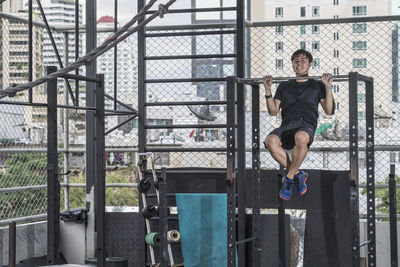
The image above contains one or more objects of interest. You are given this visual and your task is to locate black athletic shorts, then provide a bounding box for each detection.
[267,119,316,150]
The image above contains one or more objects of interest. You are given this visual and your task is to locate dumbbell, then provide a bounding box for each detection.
[141,205,159,219]
[137,177,151,193]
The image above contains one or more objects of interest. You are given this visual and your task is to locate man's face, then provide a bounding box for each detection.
[292,54,312,76]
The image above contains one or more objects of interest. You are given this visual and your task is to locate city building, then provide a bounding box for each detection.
[24,0,83,82]
[250,0,395,136]
[0,7,47,143]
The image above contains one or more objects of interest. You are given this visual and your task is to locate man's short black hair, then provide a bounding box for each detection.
[291,49,313,62]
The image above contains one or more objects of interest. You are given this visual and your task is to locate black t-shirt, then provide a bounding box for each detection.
[274,79,326,128]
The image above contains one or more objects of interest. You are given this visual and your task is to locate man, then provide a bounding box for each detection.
[263,49,335,200]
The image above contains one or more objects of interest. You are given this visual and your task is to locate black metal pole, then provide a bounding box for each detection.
[159,168,168,267]
[46,66,60,264]
[85,0,97,259]
[75,0,80,106]
[8,221,16,267]
[95,74,105,266]
[365,77,376,267]
[349,72,360,267]
[389,164,398,267]
[114,0,118,110]
[226,76,236,267]
[278,174,286,267]
[137,0,146,265]
[28,0,33,103]
[251,84,261,266]
[236,1,246,266]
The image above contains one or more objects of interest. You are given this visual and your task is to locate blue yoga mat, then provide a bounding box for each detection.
[176,193,232,267]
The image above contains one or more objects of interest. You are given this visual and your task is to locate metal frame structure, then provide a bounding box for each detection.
[1,1,400,266]
[237,72,375,266]
[3,5,400,227]
[137,1,247,266]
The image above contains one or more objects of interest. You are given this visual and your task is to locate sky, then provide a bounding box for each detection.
[95,0,192,25]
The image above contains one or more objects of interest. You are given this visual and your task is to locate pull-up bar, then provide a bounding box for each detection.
[238,75,350,85]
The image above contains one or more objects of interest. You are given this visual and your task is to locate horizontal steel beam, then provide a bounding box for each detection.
[145,100,227,106]
[250,15,400,27]
[145,77,226,83]
[145,124,227,129]
[238,75,350,85]
[145,54,236,60]
[145,147,229,152]
[145,169,227,175]
[145,30,236,37]
[0,214,47,227]
[145,7,237,14]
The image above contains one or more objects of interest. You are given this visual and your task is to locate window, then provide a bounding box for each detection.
[333,32,339,40]
[333,85,339,93]
[300,25,306,34]
[352,23,367,33]
[336,102,340,111]
[333,15,339,19]
[312,6,320,17]
[353,58,367,68]
[312,25,320,34]
[154,153,170,165]
[312,58,320,69]
[334,50,339,58]
[276,59,284,70]
[10,73,28,77]
[9,41,28,45]
[353,41,367,51]
[334,67,339,75]
[333,0,339,5]
[275,7,283,18]
[300,41,306,49]
[358,93,366,103]
[275,26,283,35]
[300,7,306,17]
[353,6,367,16]
[275,42,284,53]
[312,41,320,51]
[9,30,28,35]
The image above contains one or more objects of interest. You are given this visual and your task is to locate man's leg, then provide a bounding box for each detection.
[264,134,291,169]
[286,130,309,179]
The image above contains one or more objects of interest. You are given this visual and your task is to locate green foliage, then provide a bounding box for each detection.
[62,167,138,210]
[362,175,400,215]
[0,152,138,220]
[0,153,48,219]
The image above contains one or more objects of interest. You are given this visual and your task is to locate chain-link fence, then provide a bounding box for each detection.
[250,19,399,216]
[0,13,399,223]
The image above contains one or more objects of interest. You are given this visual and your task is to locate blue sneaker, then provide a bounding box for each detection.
[279,177,294,200]
[294,170,308,195]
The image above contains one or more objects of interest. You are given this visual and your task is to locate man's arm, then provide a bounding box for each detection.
[320,73,335,115]
[263,75,281,116]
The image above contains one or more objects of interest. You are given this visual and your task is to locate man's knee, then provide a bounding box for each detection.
[294,131,310,146]
[265,135,281,150]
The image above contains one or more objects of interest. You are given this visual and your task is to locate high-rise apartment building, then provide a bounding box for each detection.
[24,0,83,80]
[97,16,138,137]
[0,7,47,143]
[0,0,23,13]
[251,0,394,135]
